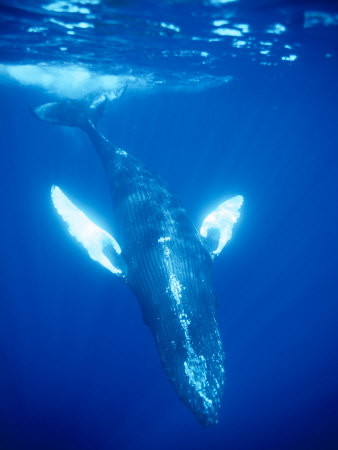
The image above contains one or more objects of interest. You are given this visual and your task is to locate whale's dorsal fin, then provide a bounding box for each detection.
[200,195,244,258]
[51,185,127,278]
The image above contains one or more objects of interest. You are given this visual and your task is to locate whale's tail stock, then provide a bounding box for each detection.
[31,92,114,131]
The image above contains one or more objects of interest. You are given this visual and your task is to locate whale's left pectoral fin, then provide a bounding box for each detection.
[200,195,244,258]
[51,185,127,278]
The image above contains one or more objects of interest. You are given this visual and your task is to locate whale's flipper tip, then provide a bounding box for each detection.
[200,195,244,257]
[51,185,127,277]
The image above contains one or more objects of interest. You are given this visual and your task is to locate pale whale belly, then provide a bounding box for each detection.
[108,152,225,426]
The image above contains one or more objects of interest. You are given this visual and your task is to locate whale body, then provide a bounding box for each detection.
[33,96,243,426]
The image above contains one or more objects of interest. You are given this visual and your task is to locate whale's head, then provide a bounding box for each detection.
[153,284,225,427]
[136,234,225,426]
[182,322,225,427]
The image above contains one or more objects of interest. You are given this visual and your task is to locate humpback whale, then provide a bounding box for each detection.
[33,95,243,426]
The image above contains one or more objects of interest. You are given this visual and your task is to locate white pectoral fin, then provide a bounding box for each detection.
[200,195,244,258]
[51,185,127,277]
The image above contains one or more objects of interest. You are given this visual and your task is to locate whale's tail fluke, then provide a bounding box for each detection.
[31,94,109,131]
[32,92,123,162]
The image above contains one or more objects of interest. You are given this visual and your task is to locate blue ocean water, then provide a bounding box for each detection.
[1,1,338,449]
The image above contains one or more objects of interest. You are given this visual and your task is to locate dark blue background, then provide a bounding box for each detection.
[1,61,338,449]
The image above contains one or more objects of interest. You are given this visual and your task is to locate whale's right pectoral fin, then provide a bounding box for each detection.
[200,195,244,258]
[51,185,127,278]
